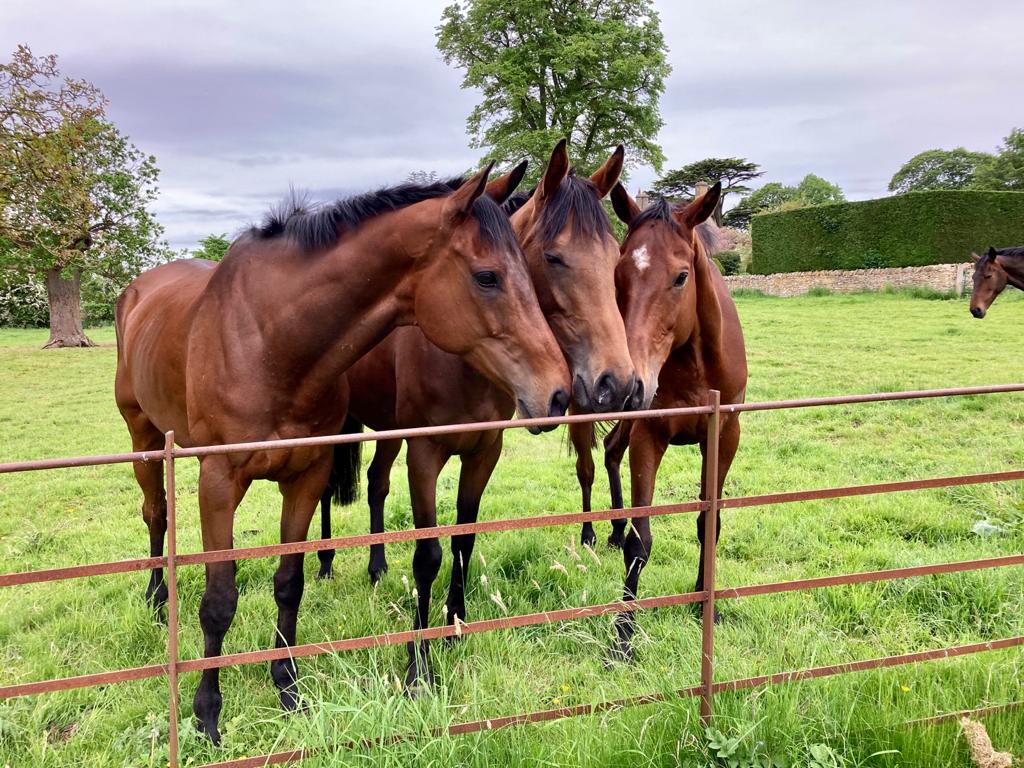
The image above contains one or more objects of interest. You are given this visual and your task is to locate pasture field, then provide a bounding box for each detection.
[1,290,1023,767]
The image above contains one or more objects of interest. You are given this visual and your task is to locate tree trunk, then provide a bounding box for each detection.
[43,267,94,348]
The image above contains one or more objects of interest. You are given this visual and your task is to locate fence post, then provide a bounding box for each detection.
[700,390,721,724]
[164,431,180,768]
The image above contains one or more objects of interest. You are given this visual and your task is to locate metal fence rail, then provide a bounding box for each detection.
[1,383,1022,768]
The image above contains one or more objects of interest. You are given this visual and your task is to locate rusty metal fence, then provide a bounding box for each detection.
[1,383,1023,767]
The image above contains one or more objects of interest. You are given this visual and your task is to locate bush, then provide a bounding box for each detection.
[750,190,1024,274]
[0,273,48,327]
[716,250,742,275]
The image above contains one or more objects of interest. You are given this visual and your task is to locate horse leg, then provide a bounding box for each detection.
[367,438,402,584]
[192,455,250,745]
[570,422,598,547]
[272,453,333,712]
[611,424,667,663]
[604,421,632,549]
[404,437,450,691]
[694,417,740,622]
[316,487,333,579]
[446,434,503,633]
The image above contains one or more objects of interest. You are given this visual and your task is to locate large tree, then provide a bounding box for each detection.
[0,46,167,347]
[436,0,670,180]
[192,233,231,262]
[723,174,845,229]
[888,148,993,194]
[972,128,1024,191]
[652,157,762,223]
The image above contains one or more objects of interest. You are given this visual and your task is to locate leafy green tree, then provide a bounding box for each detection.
[436,0,670,180]
[795,173,845,206]
[193,234,231,262]
[972,128,1024,191]
[888,148,993,193]
[724,175,844,229]
[652,158,762,224]
[0,46,169,347]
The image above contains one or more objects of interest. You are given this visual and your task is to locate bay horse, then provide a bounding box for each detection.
[970,246,1024,318]
[114,167,571,743]
[316,141,636,688]
[583,183,748,661]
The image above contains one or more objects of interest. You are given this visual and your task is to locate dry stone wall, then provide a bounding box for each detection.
[724,263,973,297]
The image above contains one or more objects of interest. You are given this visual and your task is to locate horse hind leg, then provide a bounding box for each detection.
[366,438,401,584]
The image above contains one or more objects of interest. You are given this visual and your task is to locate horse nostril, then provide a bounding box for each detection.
[630,379,645,410]
[549,389,570,417]
[971,307,985,319]
[594,372,616,407]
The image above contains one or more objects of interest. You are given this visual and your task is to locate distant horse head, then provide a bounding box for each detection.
[610,182,723,408]
[970,246,1014,319]
[503,140,637,413]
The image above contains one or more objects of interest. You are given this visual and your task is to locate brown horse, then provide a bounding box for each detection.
[970,246,1024,318]
[316,141,635,688]
[584,183,748,660]
[114,167,571,743]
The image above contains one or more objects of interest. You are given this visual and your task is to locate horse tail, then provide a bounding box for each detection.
[328,415,363,506]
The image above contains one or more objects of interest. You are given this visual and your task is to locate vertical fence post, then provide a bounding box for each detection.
[164,431,180,768]
[700,390,721,725]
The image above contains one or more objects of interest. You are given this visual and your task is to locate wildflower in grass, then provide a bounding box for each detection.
[401,574,409,594]
[900,685,911,693]
[561,684,570,693]
[552,697,561,706]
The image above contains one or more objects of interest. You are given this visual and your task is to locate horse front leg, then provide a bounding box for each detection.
[272,452,332,712]
[404,438,451,692]
[446,434,502,633]
[694,416,740,623]
[604,421,632,549]
[570,421,598,547]
[192,455,250,745]
[610,423,667,663]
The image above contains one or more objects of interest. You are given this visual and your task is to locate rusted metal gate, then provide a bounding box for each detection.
[1,383,1022,767]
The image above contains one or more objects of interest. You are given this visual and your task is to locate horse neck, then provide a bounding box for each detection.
[240,206,437,386]
[685,245,725,364]
[998,252,1024,290]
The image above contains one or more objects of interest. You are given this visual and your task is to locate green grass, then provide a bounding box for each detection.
[1,291,1023,767]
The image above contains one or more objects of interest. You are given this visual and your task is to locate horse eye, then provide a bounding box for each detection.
[474,270,500,289]
[545,252,566,267]
[673,271,688,288]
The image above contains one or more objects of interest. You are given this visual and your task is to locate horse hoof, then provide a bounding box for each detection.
[368,564,388,584]
[604,640,635,667]
[146,582,169,613]
[581,530,597,548]
[606,532,625,549]
[196,718,221,746]
[404,669,434,697]
[280,689,307,714]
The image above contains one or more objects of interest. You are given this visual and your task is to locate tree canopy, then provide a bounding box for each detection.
[724,174,845,229]
[193,234,231,262]
[888,148,993,194]
[972,128,1024,191]
[651,157,762,200]
[436,0,670,180]
[0,46,168,346]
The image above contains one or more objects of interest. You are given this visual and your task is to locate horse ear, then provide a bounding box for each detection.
[445,161,494,220]
[484,160,528,204]
[675,181,721,229]
[537,138,570,202]
[971,252,981,263]
[988,246,998,257]
[610,183,640,225]
[590,144,625,198]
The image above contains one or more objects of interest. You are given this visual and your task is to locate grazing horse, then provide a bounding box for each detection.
[970,246,1024,318]
[588,183,747,660]
[114,168,571,743]
[316,141,636,689]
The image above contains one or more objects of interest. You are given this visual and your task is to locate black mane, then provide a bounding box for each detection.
[995,245,1024,257]
[252,177,517,253]
[500,172,612,245]
[628,196,721,254]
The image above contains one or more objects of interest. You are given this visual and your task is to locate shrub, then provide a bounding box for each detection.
[750,190,1024,274]
[716,250,742,275]
[0,273,48,327]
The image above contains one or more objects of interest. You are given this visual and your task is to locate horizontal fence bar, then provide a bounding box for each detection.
[0,555,167,588]
[0,664,167,699]
[905,700,1024,727]
[3,383,1022,475]
[198,635,1024,768]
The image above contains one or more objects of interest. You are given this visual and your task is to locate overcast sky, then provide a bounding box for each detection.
[3,1,1022,251]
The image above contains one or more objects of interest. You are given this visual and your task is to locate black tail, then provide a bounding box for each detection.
[328,415,363,505]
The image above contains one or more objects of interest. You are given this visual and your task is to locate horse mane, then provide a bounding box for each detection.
[994,245,1024,257]
[251,176,518,253]
[630,196,722,256]
[500,172,612,245]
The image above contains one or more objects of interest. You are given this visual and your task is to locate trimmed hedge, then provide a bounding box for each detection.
[750,190,1024,274]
